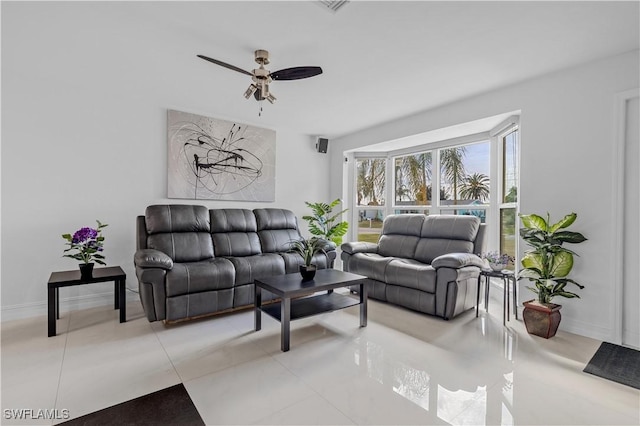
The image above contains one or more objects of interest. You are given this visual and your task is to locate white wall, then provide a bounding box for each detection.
[329,50,640,342]
[1,3,330,319]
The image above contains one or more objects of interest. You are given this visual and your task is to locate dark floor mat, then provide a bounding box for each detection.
[60,383,205,425]
[583,341,640,389]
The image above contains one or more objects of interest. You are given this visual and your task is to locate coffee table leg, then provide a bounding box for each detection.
[114,282,119,309]
[281,297,290,352]
[119,279,126,323]
[360,282,367,327]
[254,285,262,331]
[48,285,56,337]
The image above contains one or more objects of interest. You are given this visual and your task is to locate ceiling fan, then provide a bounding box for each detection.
[197,50,323,104]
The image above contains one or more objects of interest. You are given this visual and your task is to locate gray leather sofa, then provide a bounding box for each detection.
[134,205,335,322]
[341,214,486,320]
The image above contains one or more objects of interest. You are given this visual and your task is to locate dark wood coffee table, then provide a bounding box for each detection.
[254,269,368,352]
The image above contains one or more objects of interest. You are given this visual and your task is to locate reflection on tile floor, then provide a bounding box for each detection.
[2,289,639,425]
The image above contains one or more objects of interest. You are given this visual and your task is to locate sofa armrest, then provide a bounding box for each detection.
[340,242,378,255]
[134,249,174,270]
[316,238,337,252]
[432,253,484,269]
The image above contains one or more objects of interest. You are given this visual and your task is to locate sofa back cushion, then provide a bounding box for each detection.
[210,209,262,257]
[414,215,480,264]
[377,214,425,258]
[254,208,303,253]
[145,205,214,262]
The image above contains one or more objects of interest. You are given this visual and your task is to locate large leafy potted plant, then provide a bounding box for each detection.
[518,212,587,338]
[302,199,349,246]
[289,237,327,281]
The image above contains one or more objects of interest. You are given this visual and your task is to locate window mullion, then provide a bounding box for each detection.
[433,149,441,214]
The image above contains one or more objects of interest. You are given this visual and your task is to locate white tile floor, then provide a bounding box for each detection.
[2,288,639,425]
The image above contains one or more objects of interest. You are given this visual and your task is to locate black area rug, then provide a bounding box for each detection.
[61,384,205,426]
[583,342,640,389]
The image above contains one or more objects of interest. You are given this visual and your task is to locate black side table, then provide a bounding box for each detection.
[47,266,126,337]
[476,268,517,325]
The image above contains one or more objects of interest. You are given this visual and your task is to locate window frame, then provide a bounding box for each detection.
[347,119,520,258]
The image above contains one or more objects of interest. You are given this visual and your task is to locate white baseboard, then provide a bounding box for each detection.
[1,290,137,322]
[560,317,615,342]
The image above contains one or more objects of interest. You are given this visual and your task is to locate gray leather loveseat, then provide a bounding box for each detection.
[134,205,335,322]
[341,214,486,320]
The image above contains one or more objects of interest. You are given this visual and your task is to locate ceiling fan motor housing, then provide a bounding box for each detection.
[254,49,270,65]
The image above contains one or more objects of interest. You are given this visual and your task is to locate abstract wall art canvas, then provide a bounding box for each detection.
[167,110,276,201]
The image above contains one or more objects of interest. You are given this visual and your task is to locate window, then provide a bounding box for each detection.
[356,158,386,242]
[438,141,490,223]
[498,127,519,267]
[394,151,432,208]
[349,118,519,257]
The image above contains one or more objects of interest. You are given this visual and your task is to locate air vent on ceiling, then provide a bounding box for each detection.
[317,0,350,13]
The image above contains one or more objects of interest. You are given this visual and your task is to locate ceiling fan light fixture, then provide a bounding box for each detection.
[243,84,257,99]
[266,93,276,104]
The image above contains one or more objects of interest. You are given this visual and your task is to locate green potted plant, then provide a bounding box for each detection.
[289,237,327,281]
[302,199,349,246]
[62,220,108,279]
[518,212,587,338]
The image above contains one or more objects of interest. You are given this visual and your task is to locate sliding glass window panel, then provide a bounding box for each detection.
[394,152,432,207]
[502,130,518,203]
[439,141,490,208]
[500,208,517,270]
[357,209,385,243]
[356,158,386,207]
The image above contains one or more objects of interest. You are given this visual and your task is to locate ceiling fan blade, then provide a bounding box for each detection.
[197,54,253,77]
[270,66,323,81]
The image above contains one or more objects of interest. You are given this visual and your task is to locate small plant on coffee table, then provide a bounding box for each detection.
[289,237,326,281]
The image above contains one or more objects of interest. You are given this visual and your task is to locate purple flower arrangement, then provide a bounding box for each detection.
[62,220,108,265]
[481,251,515,266]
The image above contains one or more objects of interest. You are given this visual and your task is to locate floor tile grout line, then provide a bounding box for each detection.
[267,328,361,425]
[149,320,186,385]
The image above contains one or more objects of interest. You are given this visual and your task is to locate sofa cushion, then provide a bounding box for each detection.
[413,215,480,264]
[166,289,234,321]
[420,215,480,241]
[165,258,235,297]
[345,252,394,282]
[210,209,262,257]
[377,214,425,258]
[254,208,303,253]
[147,233,214,263]
[146,205,210,233]
[210,208,257,233]
[145,205,214,262]
[385,258,437,293]
[386,284,436,315]
[227,254,286,286]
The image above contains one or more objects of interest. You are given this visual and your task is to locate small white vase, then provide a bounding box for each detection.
[490,262,506,271]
